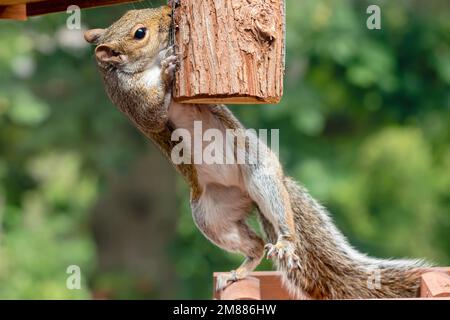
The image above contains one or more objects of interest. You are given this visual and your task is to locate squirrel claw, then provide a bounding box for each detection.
[161,53,178,84]
[159,44,175,59]
[265,239,300,270]
[216,270,239,291]
[265,243,277,259]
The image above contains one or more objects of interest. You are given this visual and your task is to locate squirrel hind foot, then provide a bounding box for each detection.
[216,270,240,291]
[265,240,300,270]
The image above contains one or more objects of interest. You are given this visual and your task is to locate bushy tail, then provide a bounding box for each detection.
[259,177,431,299]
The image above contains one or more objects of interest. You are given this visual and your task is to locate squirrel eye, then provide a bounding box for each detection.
[134,27,147,40]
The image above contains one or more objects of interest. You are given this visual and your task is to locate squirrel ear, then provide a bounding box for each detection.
[95,44,124,64]
[84,28,105,44]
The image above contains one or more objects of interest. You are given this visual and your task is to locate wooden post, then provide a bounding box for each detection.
[213,271,294,300]
[420,271,450,298]
[173,0,285,104]
[219,277,261,300]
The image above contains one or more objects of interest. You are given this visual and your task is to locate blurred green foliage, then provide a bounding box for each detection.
[0,0,449,299]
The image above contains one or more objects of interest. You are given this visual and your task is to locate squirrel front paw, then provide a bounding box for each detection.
[160,45,178,85]
[265,237,300,269]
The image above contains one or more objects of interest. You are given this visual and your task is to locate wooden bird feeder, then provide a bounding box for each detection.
[1,0,286,105]
[172,0,286,104]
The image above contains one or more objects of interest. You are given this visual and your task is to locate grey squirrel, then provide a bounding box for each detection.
[84,5,430,299]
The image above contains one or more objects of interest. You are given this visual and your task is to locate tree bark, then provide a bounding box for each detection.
[173,0,285,104]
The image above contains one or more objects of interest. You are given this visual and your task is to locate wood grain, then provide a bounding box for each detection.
[213,271,294,300]
[0,0,41,5]
[0,0,141,19]
[173,0,285,104]
[0,4,27,19]
[26,0,140,16]
[219,277,261,300]
[420,272,450,298]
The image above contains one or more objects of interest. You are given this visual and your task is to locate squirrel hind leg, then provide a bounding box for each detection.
[215,220,265,291]
[216,254,264,291]
[191,185,265,291]
[214,222,265,291]
[245,168,300,269]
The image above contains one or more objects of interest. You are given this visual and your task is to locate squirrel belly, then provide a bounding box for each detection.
[84,6,431,299]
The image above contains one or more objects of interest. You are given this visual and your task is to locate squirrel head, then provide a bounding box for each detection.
[84,6,172,73]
